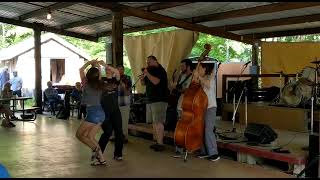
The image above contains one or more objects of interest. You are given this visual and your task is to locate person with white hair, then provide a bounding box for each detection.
[0,66,9,90]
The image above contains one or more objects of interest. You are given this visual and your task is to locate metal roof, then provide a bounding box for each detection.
[1,2,320,43]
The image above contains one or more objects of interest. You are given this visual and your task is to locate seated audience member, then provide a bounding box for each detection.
[0,163,10,178]
[44,81,62,115]
[71,82,86,119]
[0,82,15,127]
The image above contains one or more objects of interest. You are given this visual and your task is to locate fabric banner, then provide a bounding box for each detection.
[124,30,199,93]
[261,42,319,88]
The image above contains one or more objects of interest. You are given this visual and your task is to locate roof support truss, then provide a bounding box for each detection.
[86,2,254,44]
[61,2,192,29]
[95,2,320,41]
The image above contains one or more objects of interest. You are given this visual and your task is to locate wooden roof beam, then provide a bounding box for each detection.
[87,2,253,44]
[19,2,77,21]
[213,13,320,32]
[243,27,320,39]
[0,16,98,42]
[61,2,192,29]
[190,2,320,23]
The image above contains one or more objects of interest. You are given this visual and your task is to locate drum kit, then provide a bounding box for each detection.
[277,59,320,108]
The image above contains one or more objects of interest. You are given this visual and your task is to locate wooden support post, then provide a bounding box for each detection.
[34,27,42,111]
[111,10,123,66]
[106,36,113,64]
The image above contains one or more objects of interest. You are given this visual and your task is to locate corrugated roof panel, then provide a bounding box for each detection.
[201,6,320,28]
[0,2,40,16]
[0,10,19,19]
[68,26,97,35]
[27,2,56,7]
[25,11,85,26]
[63,3,111,18]
[233,21,320,35]
[124,16,155,27]
[154,2,272,19]
[68,21,112,35]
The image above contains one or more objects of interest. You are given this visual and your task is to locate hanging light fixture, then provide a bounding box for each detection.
[47,9,52,20]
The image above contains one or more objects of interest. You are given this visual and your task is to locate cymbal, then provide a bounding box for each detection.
[311,60,320,64]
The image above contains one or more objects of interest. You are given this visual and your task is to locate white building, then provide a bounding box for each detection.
[0,33,91,96]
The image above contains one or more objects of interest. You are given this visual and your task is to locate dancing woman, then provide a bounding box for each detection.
[75,60,107,166]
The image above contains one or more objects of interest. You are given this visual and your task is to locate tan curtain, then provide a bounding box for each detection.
[124,29,199,93]
[261,42,320,88]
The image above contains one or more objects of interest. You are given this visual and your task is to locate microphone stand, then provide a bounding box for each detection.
[131,75,143,105]
[230,63,250,133]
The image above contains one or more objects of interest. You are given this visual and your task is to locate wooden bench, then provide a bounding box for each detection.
[128,123,307,175]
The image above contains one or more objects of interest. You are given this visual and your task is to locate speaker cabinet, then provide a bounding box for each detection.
[244,123,278,144]
[306,134,319,178]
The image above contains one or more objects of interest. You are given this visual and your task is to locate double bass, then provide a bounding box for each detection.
[174,44,212,161]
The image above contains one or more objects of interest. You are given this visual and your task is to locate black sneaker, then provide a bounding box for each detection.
[207,154,220,161]
[113,156,123,161]
[153,144,165,152]
[149,143,158,149]
[9,122,16,127]
[173,151,182,158]
[197,153,209,159]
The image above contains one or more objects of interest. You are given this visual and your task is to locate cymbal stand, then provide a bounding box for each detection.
[279,73,282,102]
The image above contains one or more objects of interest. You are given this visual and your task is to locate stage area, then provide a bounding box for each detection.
[0,115,293,178]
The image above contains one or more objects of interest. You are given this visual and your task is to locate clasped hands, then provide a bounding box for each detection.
[89,59,112,71]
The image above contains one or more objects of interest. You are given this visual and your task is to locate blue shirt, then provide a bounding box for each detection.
[9,76,23,91]
[0,70,9,89]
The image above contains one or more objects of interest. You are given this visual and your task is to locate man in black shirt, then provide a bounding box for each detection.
[98,64,124,161]
[141,55,168,152]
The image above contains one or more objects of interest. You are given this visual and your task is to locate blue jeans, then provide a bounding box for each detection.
[85,105,105,124]
[200,107,218,156]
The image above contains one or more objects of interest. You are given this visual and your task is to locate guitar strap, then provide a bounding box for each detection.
[177,73,192,88]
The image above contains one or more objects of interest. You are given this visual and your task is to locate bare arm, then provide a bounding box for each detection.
[144,68,160,85]
[198,73,214,90]
[79,60,96,82]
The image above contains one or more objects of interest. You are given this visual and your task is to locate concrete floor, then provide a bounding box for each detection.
[0,115,294,178]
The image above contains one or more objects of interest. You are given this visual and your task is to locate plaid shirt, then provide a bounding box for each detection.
[118,75,132,106]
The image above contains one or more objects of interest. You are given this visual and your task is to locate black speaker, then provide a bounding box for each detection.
[305,134,319,178]
[244,123,278,144]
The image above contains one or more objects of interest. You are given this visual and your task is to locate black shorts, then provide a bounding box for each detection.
[13,90,21,97]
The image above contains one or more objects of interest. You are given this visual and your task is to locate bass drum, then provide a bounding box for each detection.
[281,81,313,107]
[299,66,317,86]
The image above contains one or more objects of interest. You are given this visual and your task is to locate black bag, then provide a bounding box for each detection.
[56,92,71,120]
